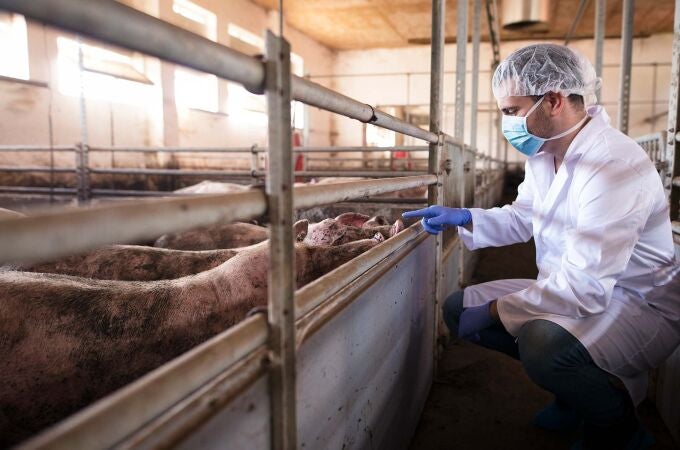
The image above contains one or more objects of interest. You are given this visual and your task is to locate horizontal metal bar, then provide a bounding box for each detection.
[119,348,268,449]
[341,197,427,204]
[0,0,265,92]
[0,145,74,152]
[282,170,428,178]
[294,146,429,153]
[90,189,178,197]
[88,147,256,154]
[89,145,430,154]
[22,314,268,450]
[307,157,427,162]
[291,76,439,144]
[306,62,671,79]
[0,166,76,173]
[0,186,77,194]
[0,190,267,264]
[90,168,254,177]
[295,223,426,320]
[293,175,437,209]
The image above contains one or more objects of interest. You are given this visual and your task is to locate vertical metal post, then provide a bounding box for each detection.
[265,31,296,450]
[429,0,446,373]
[470,0,481,151]
[594,0,606,102]
[665,0,680,219]
[250,144,259,178]
[618,0,634,133]
[455,0,468,142]
[77,35,90,204]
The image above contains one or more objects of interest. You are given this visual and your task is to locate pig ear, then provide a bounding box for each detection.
[389,219,405,237]
[335,212,370,227]
[293,219,309,241]
[370,215,389,226]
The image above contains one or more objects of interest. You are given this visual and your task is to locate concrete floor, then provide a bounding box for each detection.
[409,237,679,450]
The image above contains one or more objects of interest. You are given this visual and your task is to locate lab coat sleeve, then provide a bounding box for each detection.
[458,167,534,250]
[496,159,654,336]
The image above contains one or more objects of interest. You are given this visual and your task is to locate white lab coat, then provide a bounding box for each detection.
[458,105,680,405]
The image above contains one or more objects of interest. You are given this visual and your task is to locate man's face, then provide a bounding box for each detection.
[497,95,554,139]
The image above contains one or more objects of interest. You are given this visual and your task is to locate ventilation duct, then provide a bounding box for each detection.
[501,0,551,30]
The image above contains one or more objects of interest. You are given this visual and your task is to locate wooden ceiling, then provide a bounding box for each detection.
[250,0,675,50]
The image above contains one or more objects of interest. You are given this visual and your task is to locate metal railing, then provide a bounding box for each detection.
[0,144,432,200]
[0,1,507,449]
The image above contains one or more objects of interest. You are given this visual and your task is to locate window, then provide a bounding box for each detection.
[174,68,219,112]
[57,37,154,106]
[172,0,217,40]
[227,23,264,56]
[226,24,306,128]
[0,13,29,80]
[226,24,265,119]
[290,52,305,130]
[366,123,396,147]
[172,0,218,112]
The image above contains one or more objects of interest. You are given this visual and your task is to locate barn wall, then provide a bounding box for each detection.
[331,33,675,163]
[0,0,335,172]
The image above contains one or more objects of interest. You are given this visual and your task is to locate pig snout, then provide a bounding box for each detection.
[389,219,405,237]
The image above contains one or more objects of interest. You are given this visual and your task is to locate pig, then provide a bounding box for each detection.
[17,245,243,281]
[0,208,23,219]
[310,177,427,199]
[154,222,268,250]
[304,212,404,246]
[0,220,383,446]
[174,180,252,194]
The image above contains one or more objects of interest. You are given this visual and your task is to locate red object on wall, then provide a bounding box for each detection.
[293,131,304,181]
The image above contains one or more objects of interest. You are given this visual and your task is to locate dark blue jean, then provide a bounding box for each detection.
[443,290,638,446]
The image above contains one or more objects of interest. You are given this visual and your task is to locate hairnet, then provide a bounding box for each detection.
[492,44,601,106]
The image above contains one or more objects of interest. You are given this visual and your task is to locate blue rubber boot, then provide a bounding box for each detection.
[533,400,582,433]
[570,424,655,450]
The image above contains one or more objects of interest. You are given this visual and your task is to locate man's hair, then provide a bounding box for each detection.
[530,93,585,111]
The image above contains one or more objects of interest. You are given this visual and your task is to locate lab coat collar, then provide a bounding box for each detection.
[528,106,611,214]
[528,105,610,177]
[561,105,610,164]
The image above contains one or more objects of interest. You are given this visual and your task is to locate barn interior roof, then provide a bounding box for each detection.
[249,0,675,50]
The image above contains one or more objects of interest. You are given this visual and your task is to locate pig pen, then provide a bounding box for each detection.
[0,0,510,448]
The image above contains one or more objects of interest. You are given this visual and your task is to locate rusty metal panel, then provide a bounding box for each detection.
[463,149,476,208]
[174,375,271,450]
[296,237,436,450]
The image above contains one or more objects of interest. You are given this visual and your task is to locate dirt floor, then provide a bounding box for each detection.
[408,191,679,450]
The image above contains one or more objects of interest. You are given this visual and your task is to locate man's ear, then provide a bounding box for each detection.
[544,91,565,117]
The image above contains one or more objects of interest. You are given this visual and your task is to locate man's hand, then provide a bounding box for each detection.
[458,302,495,341]
[402,206,472,235]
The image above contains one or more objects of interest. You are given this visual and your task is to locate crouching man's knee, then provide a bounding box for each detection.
[517,319,588,390]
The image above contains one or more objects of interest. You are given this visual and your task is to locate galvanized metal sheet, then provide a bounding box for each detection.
[442,240,462,299]
[296,237,436,450]
[174,375,271,450]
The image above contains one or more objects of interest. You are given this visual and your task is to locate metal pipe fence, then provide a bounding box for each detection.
[0,0,506,448]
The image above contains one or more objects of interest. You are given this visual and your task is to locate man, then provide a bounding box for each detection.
[404,44,679,450]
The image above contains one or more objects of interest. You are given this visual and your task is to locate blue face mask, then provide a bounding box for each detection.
[501,96,588,157]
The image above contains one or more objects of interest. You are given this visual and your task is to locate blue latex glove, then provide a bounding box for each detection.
[458,303,495,341]
[402,206,472,235]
